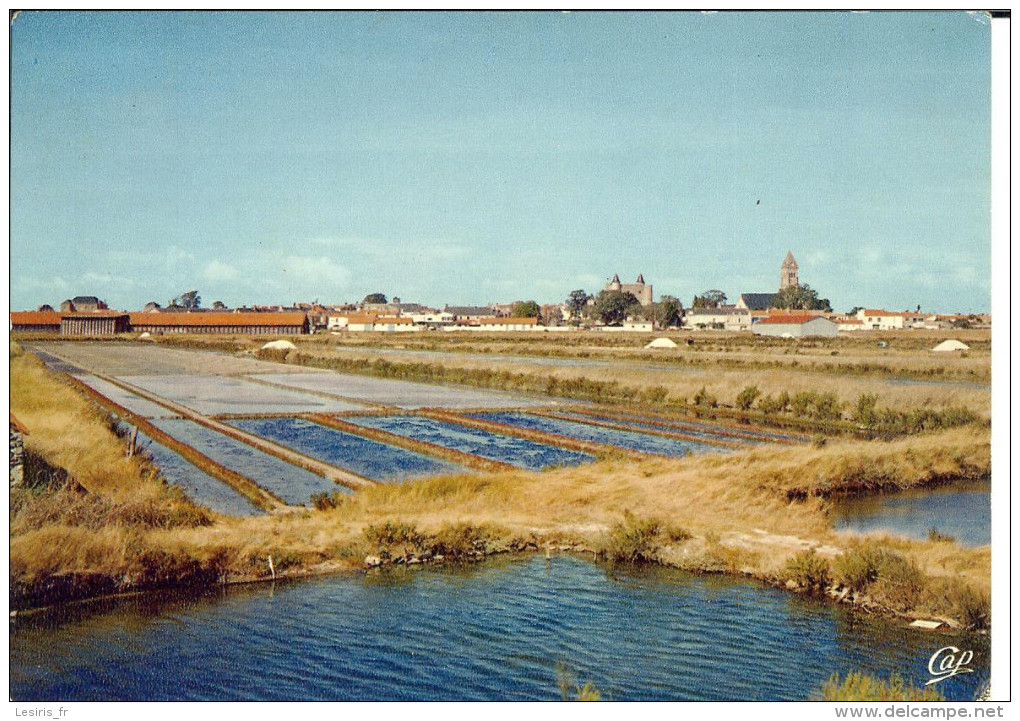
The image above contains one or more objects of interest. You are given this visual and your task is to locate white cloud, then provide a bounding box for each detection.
[202,260,239,281]
[278,255,351,287]
[16,276,71,292]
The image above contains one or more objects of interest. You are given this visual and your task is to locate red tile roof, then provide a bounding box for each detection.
[10,311,62,326]
[756,314,831,326]
[61,311,130,319]
[128,312,307,327]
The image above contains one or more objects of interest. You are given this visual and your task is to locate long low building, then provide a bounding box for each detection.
[128,312,309,335]
[61,312,131,335]
[10,310,310,335]
[9,311,62,332]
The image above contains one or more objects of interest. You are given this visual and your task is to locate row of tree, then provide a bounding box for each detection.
[566,289,684,327]
[564,282,832,328]
[689,285,832,312]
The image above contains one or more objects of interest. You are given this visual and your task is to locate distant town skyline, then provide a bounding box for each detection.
[10,11,994,314]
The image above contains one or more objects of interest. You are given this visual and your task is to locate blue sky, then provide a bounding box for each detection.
[10,11,992,313]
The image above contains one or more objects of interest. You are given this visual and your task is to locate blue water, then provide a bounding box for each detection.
[555,411,767,446]
[468,412,724,457]
[347,415,595,471]
[133,429,262,517]
[832,480,991,547]
[150,418,343,506]
[8,555,988,701]
[562,410,807,444]
[228,417,466,483]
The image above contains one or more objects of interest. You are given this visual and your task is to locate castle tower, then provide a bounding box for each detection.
[780,251,799,290]
[608,274,622,291]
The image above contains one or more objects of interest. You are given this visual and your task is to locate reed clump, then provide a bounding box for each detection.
[783,550,831,592]
[361,520,510,561]
[820,673,945,702]
[598,511,692,563]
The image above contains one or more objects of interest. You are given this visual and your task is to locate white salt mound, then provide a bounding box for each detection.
[261,340,297,351]
[931,339,969,352]
[644,337,678,349]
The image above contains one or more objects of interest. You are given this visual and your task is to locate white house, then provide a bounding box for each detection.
[683,307,752,331]
[836,318,865,332]
[856,309,905,330]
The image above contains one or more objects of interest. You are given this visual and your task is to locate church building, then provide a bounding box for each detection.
[604,273,654,306]
[735,252,800,311]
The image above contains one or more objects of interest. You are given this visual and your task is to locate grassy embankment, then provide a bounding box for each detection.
[9,341,990,629]
[243,344,985,437]
[145,327,992,382]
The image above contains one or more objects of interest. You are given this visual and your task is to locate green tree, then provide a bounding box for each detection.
[511,300,541,318]
[692,289,727,309]
[211,300,227,310]
[771,284,832,312]
[593,290,640,326]
[176,290,201,309]
[566,290,591,319]
[654,295,683,328]
[363,293,388,304]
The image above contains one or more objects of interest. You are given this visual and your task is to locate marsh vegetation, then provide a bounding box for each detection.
[9,335,991,637]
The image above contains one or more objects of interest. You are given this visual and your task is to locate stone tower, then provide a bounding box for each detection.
[780,251,799,290]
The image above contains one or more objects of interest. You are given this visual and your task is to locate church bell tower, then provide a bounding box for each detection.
[780,251,799,290]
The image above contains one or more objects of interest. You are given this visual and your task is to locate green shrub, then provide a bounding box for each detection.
[736,385,762,411]
[757,391,789,415]
[363,521,426,551]
[832,546,883,592]
[431,522,492,557]
[784,550,830,591]
[600,511,662,563]
[943,583,990,630]
[311,489,347,511]
[871,552,926,611]
[927,526,956,543]
[663,524,693,543]
[692,386,717,409]
[854,393,879,426]
[821,673,944,701]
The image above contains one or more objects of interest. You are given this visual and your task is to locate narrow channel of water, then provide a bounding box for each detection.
[150,418,343,506]
[347,414,594,470]
[831,479,991,547]
[228,416,467,483]
[9,555,988,701]
[130,428,262,517]
[469,411,727,456]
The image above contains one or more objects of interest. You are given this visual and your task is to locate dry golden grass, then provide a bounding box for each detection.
[10,346,196,507]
